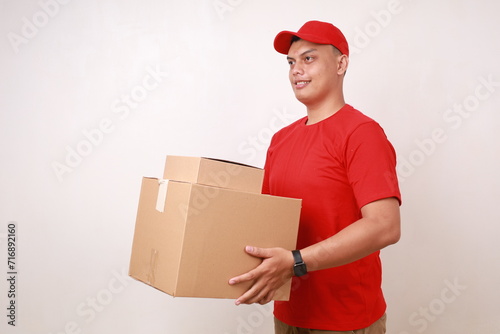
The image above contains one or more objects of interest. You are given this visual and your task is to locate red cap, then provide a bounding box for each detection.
[274,20,349,56]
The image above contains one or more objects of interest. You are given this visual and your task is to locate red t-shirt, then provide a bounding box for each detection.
[262,104,401,330]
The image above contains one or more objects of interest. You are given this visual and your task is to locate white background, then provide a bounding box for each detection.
[1,0,499,333]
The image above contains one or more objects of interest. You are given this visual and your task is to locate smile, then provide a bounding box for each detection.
[295,81,310,88]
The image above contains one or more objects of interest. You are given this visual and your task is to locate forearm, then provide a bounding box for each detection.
[228,198,400,305]
[301,197,401,272]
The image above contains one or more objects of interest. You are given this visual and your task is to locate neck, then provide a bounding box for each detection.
[305,94,346,125]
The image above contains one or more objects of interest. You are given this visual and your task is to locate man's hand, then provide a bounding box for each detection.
[228,246,294,305]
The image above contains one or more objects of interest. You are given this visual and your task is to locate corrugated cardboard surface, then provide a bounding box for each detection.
[163,156,264,194]
[129,177,301,300]
[129,178,187,294]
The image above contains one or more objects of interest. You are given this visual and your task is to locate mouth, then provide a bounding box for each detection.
[294,80,311,89]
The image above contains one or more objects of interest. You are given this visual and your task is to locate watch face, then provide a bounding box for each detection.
[294,264,307,277]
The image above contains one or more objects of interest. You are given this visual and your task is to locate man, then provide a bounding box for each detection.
[229,20,401,333]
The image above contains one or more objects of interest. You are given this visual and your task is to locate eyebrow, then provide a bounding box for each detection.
[286,48,318,61]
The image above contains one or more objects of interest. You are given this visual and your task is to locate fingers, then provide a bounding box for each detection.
[234,279,273,305]
[227,246,270,285]
[229,246,289,305]
[259,291,275,305]
[245,245,272,259]
[228,268,256,286]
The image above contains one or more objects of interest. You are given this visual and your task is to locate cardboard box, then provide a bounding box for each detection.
[129,157,302,300]
[163,155,264,194]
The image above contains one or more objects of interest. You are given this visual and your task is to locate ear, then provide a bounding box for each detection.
[337,55,349,75]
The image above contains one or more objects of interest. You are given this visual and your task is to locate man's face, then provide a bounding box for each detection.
[287,39,343,106]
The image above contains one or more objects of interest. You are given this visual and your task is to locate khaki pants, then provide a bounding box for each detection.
[274,314,386,334]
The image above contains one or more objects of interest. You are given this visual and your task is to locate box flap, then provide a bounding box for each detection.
[129,178,190,296]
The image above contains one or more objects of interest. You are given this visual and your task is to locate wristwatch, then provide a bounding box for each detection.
[292,250,308,277]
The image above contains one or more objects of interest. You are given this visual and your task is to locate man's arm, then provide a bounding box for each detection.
[228,197,401,305]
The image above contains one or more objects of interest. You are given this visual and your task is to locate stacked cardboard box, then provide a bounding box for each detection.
[129,156,302,300]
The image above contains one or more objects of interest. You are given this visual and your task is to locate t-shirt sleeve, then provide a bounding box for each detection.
[344,122,402,208]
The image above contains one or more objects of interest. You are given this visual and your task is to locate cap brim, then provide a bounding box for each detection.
[273,31,298,55]
[273,30,339,55]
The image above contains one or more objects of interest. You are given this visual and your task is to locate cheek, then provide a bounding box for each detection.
[289,72,296,87]
[316,67,335,84]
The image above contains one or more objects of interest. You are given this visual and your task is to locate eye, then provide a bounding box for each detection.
[288,59,295,66]
[305,56,314,62]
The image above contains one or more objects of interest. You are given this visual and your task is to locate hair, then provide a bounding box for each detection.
[290,35,301,44]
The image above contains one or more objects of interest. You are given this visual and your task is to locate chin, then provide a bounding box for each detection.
[294,93,312,105]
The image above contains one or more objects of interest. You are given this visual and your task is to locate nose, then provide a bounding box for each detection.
[291,62,304,76]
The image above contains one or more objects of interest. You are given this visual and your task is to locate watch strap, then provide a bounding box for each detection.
[292,250,303,264]
[292,250,308,276]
